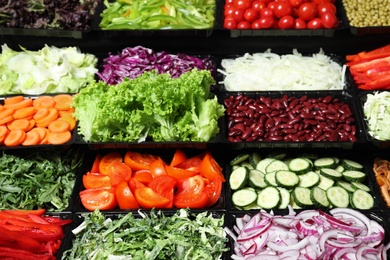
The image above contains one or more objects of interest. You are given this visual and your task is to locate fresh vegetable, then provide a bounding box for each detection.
[229,151,374,210]
[99,0,215,30]
[225,207,389,259]
[73,69,225,143]
[0,44,98,95]
[62,209,228,260]
[373,157,390,207]
[98,46,215,85]
[80,149,224,210]
[0,209,71,259]
[218,49,345,91]
[363,91,390,140]
[343,0,390,27]
[0,148,84,211]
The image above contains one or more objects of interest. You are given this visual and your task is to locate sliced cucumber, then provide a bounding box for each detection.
[292,187,314,208]
[298,171,320,188]
[229,166,249,190]
[277,187,291,209]
[249,152,262,168]
[257,186,280,209]
[268,151,287,160]
[320,168,343,181]
[326,186,350,208]
[230,153,250,166]
[317,175,335,191]
[242,202,262,210]
[314,157,336,169]
[351,189,374,210]
[232,188,258,207]
[275,170,299,189]
[342,170,366,182]
[248,169,267,189]
[256,158,275,173]
[265,159,289,174]
[335,165,345,173]
[288,158,312,175]
[351,182,370,192]
[342,159,364,171]
[240,161,254,170]
[310,187,330,208]
[332,157,340,165]
[336,180,356,193]
[264,172,277,187]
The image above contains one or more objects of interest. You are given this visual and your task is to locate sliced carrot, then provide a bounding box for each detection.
[29,127,47,141]
[0,125,8,143]
[7,119,30,131]
[48,119,70,133]
[26,119,36,132]
[58,116,76,131]
[0,108,15,120]
[39,129,50,144]
[53,94,73,111]
[33,96,55,110]
[35,108,59,128]
[4,99,33,110]
[4,96,24,106]
[47,131,72,145]
[33,107,50,121]
[59,110,74,118]
[0,116,14,125]
[4,129,26,147]
[13,106,36,119]
[22,131,41,146]
[0,105,5,112]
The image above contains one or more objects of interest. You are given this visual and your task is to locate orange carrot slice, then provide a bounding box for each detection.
[0,116,14,125]
[33,108,50,121]
[47,131,72,145]
[4,129,26,147]
[35,108,58,128]
[33,96,55,110]
[53,94,73,111]
[58,116,76,131]
[4,99,33,110]
[59,110,74,118]
[13,106,36,119]
[7,119,30,131]
[0,125,8,143]
[29,127,47,141]
[0,108,15,120]
[25,119,36,132]
[22,131,40,146]
[48,119,70,133]
[4,96,24,106]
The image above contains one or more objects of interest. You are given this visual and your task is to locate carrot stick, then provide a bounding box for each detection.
[4,96,24,105]
[47,131,72,145]
[22,131,41,146]
[48,119,70,133]
[53,94,73,111]
[12,106,36,119]
[4,99,33,110]
[7,119,30,131]
[4,129,26,147]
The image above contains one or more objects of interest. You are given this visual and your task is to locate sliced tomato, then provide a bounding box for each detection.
[116,180,139,209]
[170,149,187,166]
[176,175,205,194]
[82,172,111,189]
[91,154,102,173]
[128,177,146,194]
[175,156,203,172]
[99,152,123,175]
[165,165,198,180]
[148,175,177,208]
[150,157,168,178]
[124,151,159,171]
[204,178,223,207]
[133,169,153,184]
[80,187,117,211]
[106,161,132,186]
[173,191,209,208]
[199,153,225,182]
[134,187,171,209]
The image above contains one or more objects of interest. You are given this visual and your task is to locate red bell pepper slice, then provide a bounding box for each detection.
[350,56,390,74]
[359,75,390,90]
[0,226,44,253]
[358,44,390,61]
[41,216,72,226]
[0,247,55,260]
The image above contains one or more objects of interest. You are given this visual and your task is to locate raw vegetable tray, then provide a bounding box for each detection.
[368,153,390,210]
[218,90,366,149]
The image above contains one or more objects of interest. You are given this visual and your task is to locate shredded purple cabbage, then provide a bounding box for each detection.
[98,46,215,85]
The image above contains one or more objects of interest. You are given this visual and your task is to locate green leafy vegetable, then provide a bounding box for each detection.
[62,209,228,260]
[363,91,390,140]
[0,148,84,211]
[73,69,225,143]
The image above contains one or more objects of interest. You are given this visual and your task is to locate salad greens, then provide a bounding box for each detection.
[62,209,228,260]
[73,69,225,143]
[0,148,84,211]
[99,0,215,30]
[363,91,390,140]
[0,44,98,95]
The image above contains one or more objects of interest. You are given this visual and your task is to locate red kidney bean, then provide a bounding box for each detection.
[265,118,276,128]
[274,117,282,126]
[233,123,245,132]
[351,125,356,136]
[236,105,246,111]
[288,117,301,125]
[322,95,332,103]
[300,95,308,102]
[342,124,351,132]
[246,136,257,142]
[300,112,312,119]
[233,117,244,123]
[283,129,297,134]
[270,110,280,117]
[267,136,283,141]
[228,129,242,136]
[242,128,252,140]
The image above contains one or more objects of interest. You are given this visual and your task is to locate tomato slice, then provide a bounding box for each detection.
[173,191,209,209]
[99,152,123,175]
[134,187,171,209]
[91,153,102,173]
[124,151,159,171]
[148,175,177,208]
[204,178,223,207]
[176,175,205,194]
[80,187,117,211]
[199,153,225,182]
[170,149,187,166]
[165,165,198,180]
[116,180,139,209]
[175,156,203,172]
[133,169,153,184]
[82,172,112,189]
[128,177,146,194]
[150,157,168,178]
[106,161,133,186]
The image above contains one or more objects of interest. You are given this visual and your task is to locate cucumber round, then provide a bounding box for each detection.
[230,153,250,166]
[351,189,374,209]
[326,186,350,208]
[232,188,258,207]
[298,171,320,188]
[320,168,343,180]
[292,187,314,208]
[257,186,280,209]
[310,186,330,208]
[288,158,312,175]
[248,169,267,189]
[342,170,366,182]
[314,157,336,169]
[342,159,364,171]
[275,170,299,189]
[229,166,249,190]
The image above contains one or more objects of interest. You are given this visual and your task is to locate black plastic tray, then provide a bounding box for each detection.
[219,90,366,149]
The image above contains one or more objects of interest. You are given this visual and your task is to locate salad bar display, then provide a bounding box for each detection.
[1,0,390,259]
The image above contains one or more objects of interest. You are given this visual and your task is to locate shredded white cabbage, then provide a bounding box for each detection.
[218,48,345,91]
[363,91,390,140]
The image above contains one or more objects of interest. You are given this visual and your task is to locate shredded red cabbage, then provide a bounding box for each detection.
[98,46,215,85]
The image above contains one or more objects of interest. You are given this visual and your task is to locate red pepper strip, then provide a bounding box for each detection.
[0,247,55,260]
[1,209,46,216]
[46,239,62,255]
[0,211,32,222]
[42,216,72,226]
[0,226,45,253]
[359,74,390,90]
[27,214,50,224]
[358,44,390,61]
[350,56,390,73]
[346,54,360,62]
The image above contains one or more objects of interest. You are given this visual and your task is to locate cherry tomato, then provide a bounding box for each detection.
[173,191,209,209]
[244,8,259,22]
[307,17,323,28]
[312,0,330,4]
[204,178,223,207]
[289,0,303,8]
[224,17,237,29]
[297,2,317,21]
[123,151,159,171]
[116,180,139,209]
[237,20,251,29]
[226,0,234,4]
[321,11,338,28]
[273,2,293,18]
[233,9,245,22]
[99,152,122,175]
[260,7,274,17]
[267,1,278,11]
[252,0,267,12]
[224,5,236,17]
[106,161,132,186]
[134,187,171,209]
[278,15,295,29]
[251,19,263,29]
[294,17,307,29]
[80,187,117,211]
[234,0,252,10]
[260,16,275,28]
[199,153,225,182]
[317,2,336,16]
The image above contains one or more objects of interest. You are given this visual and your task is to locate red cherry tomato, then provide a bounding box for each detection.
[297,2,317,21]
[260,16,275,28]
[234,0,252,10]
[224,5,236,17]
[224,17,237,29]
[289,0,303,8]
[261,7,274,17]
[267,1,278,11]
[317,2,337,16]
[307,17,323,28]
[294,17,307,29]
[312,0,330,4]
[320,11,338,28]
[233,9,245,22]
[278,15,295,29]
[226,0,234,4]
[273,2,293,18]
[251,19,263,29]
[252,0,267,12]
[244,8,259,22]
[237,20,251,29]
